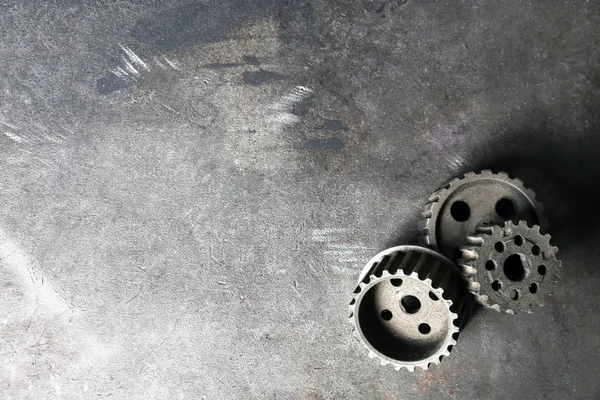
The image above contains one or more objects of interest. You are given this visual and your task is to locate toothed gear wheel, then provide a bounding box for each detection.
[458,221,560,314]
[349,246,470,372]
[418,170,548,260]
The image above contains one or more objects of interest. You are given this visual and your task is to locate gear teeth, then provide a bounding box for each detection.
[466,235,485,246]
[461,220,560,313]
[467,281,481,292]
[460,248,479,261]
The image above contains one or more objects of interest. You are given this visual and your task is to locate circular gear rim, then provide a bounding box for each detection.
[417,170,549,258]
[349,245,462,372]
[457,220,561,314]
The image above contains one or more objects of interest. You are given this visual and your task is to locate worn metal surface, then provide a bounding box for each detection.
[0,1,599,398]
[419,170,547,260]
[350,246,465,371]
[459,221,560,314]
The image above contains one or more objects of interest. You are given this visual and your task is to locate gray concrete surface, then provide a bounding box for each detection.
[0,1,599,398]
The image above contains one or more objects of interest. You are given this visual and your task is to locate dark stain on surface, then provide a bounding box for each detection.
[204,63,244,69]
[243,55,261,65]
[321,119,344,131]
[131,2,273,51]
[295,137,344,151]
[96,73,130,95]
[242,69,284,86]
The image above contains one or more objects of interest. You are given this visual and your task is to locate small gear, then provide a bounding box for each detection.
[349,245,470,371]
[457,220,560,314]
[418,170,548,260]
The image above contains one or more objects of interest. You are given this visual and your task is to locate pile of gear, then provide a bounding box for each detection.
[348,170,561,371]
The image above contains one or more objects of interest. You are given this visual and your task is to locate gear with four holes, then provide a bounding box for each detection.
[349,246,470,371]
[457,220,560,314]
[418,170,548,261]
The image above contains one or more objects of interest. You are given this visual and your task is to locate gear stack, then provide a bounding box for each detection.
[349,170,561,371]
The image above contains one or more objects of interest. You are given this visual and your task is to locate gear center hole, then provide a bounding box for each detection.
[504,253,529,282]
[400,295,421,314]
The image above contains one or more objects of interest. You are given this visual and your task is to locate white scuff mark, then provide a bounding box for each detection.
[43,134,64,144]
[448,155,466,170]
[0,120,19,131]
[329,265,357,275]
[119,44,150,71]
[110,67,128,80]
[154,57,166,69]
[289,283,302,298]
[323,250,354,256]
[270,86,313,126]
[163,56,180,71]
[2,131,25,143]
[122,59,140,76]
[327,244,374,250]
[0,228,69,314]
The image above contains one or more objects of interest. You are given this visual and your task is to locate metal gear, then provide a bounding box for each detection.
[457,220,560,314]
[418,170,548,260]
[349,245,470,371]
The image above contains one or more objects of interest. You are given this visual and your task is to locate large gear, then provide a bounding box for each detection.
[418,170,548,260]
[349,245,470,371]
[457,221,560,314]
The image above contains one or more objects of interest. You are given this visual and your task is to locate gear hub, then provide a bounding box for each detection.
[458,221,560,313]
[349,246,470,371]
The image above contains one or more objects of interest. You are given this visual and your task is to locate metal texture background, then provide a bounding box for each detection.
[0,1,599,398]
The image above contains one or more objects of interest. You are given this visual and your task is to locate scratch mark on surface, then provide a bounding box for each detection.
[122,59,140,76]
[289,283,302,298]
[156,319,179,349]
[2,131,26,143]
[270,86,313,125]
[125,285,143,303]
[163,56,180,71]
[0,120,20,130]
[120,44,150,71]
[447,155,465,171]
[154,57,166,69]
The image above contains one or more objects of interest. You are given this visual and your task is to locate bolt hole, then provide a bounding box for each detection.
[450,200,470,222]
[400,295,421,314]
[495,197,517,219]
[495,242,505,253]
[491,280,502,291]
[511,290,519,300]
[418,323,431,335]
[504,254,528,281]
[529,283,538,294]
[390,278,403,287]
[538,264,547,275]
[429,291,439,301]
[532,245,541,256]
[485,260,496,271]
[381,309,393,321]
[514,235,524,246]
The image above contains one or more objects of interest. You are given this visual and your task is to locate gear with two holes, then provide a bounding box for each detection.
[418,170,548,261]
